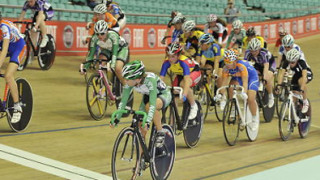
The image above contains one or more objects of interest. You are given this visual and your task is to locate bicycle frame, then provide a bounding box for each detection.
[169,86,184,131]
[286,91,307,124]
[15,21,40,54]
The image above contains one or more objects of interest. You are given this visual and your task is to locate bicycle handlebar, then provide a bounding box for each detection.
[82,59,112,65]
[216,85,245,95]
[111,109,148,128]
[13,21,34,25]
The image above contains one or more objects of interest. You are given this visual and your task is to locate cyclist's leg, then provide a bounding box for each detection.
[118,16,127,30]
[248,77,259,118]
[114,46,129,85]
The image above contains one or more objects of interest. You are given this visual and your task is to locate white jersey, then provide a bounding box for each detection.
[0,20,23,43]
[204,23,226,34]
[279,43,306,60]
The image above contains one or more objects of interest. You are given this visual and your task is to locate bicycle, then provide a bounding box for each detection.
[166,86,204,148]
[0,74,33,132]
[216,85,260,146]
[278,85,312,141]
[275,67,293,118]
[81,59,133,120]
[13,21,56,71]
[194,68,223,122]
[110,109,175,180]
[256,77,275,123]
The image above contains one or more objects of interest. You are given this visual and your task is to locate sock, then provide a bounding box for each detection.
[14,102,20,109]
[269,93,274,98]
[252,115,257,122]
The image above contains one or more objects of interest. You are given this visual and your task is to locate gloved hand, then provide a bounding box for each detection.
[79,64,86,75]
[110,118,120,127]
[239,92,248,100]
[161,37,167,45]
[32,26,37,32]
[86,22,92,30]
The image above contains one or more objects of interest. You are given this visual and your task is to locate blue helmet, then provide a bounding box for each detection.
[199,34,214,44]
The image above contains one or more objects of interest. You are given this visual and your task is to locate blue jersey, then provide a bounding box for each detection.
[171,29,183,43]
[198,43,222,61]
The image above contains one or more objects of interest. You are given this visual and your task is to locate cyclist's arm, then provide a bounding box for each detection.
[0,39,9,68]
[182,75,191,97]
[220,69,231,94]
[110,33,120,66]
[145,78,158,123]
[159,61,170,78]
[226,33,233,49]
[263,62,269,80]
[115,85,133,119]
[239,64,249,93]
[84,35,98,68]
[18,11,26,21]
[200,56,206,68]
[213,45,221,74]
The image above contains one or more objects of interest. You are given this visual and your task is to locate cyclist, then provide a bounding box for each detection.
[160,42,201,126]
[217,49,259,129]
[225,20,246,51]
[242,27,265,53]
[273,28,287,66]
[277,34,306,85]
[197,33,224,88]
[244,38,275,108]
[161,10,181,45]
[112,60,171,147]
[282,48,312,113]
[0,13,26,123]
[18,0,54,48]
[162,15,185,44]
[105,0,126,29]
[204,14,228,45]
[81,20,129,86]
[180,20,204,58]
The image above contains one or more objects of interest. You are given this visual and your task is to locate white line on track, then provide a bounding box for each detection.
[0,144,112,180]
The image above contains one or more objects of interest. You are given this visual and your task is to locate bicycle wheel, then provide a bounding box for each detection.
[214,84,224,122]
[168,105,178,134]
[260,88,275,123]
[245,105,259,141]
[298,99,312,138]
[111,127,140,180]
[6,78,33,132]
[86,73,107,120]
[275,85,288,118]
[278,99,293,141]
[182,101,204,148]
[150,124,175,180]
[222,99,240,146]
[38,34,56,70]
[17,37,30,71]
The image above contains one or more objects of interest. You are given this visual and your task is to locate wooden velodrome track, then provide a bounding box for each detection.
[0,34,319,180]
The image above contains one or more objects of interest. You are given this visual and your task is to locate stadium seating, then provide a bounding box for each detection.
[1,0,319,24]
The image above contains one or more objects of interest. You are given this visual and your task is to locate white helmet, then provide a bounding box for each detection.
[207,14,217,22]
[94,20,109,34]
[248,38,261,51]
[232,19,243,29]
[182,20,196,33]
[172,15,185,25]
[282,34,294,47]
[286,48,300,63]
[94,4,107,14]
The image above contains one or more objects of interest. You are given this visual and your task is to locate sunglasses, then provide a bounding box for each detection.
[224,60,234,65]
[284,46,292,48]
[290,61,296,64]
[97,33,106,36]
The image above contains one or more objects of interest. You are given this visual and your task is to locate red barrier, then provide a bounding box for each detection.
[5,13,320,56]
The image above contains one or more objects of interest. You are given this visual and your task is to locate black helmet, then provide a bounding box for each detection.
[246,27,256,36]
[106,0,112,6]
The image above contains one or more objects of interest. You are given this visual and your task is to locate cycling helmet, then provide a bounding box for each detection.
[224,49,238,63]
[282,34,294,47]
[94,4,107,14]
[171,10,179,18]
[248,38,261,51]
[106,0,112,6]
[199,33,214,44]
[166,42,182,55]
[232,19,243,29]
[207,14,217,22]
[94,20,109,34]
[172,15,185,25]
[246,27,256,36]
[182,20,196,33]
[122,60,145,80]
[286,49,300,63]
[278,27,287,36]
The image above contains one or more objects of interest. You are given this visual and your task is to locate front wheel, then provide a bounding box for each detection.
[111,127,140,180]
[245,105,259,141]
[222,99,240,146]
[6,78,33,132]
[278,99,293,141]
[38,34,56,70]
[86,73,107,120]
[298,99,312,138]
[150,124,175,180]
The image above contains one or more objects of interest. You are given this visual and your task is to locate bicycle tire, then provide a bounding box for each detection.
[150,124,175,180]
[222,99,240,146]
[17,37,31,71]
[278,99,293,141]
[111,127,140,180]
[214,84,224,122]
[298,99,312,138]
[245,105,259,142]
[6,78,33,132]
[260,88,275,123]
[275,85,288,119]
[38,34,56,70]
[182,101,204,148]
[168,105,178,135]
[86,73,108,120]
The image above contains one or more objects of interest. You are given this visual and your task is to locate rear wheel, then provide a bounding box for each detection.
[111,127,140,180]
[259,88,275,122]
[150,124,175,180]
[222,99,240,146]
[38,34,56,70]
[86,73,107,120]
[298,99,312,138]
[6,78,33,132]
[278,99,293,141]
